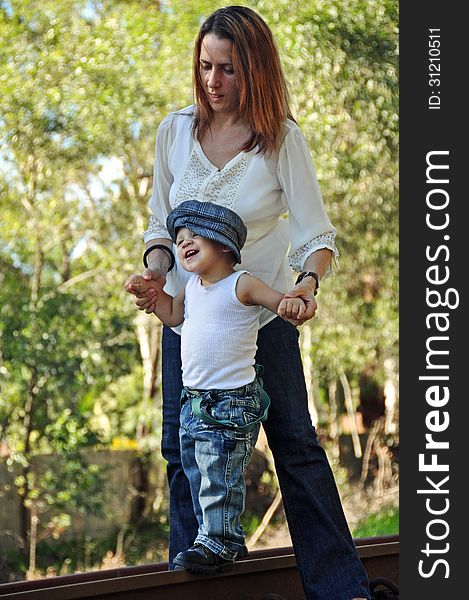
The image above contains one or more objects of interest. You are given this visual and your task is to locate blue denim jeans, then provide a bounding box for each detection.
[179,382,261,561]
[162,317,371,600]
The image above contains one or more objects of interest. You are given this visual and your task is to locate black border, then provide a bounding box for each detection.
[400,2,464,596]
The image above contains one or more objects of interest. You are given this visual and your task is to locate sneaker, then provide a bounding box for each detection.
[173,543,235,574]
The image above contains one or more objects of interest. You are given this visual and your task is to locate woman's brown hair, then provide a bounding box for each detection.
[192,5,295,154]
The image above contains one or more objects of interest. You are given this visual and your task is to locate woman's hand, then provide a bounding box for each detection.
[279,280,318,326]
[124,269,166,314]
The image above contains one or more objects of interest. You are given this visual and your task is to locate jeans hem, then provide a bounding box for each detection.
[336,587,371,600]
[195,534,237,561]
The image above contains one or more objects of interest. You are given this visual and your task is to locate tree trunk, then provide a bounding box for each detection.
[339,371,362,458]
[19,371,38,551]
[135,312,161,401]
[301,325,318,427]
[26,504,39,580]
[246,490,283,549]
[20,204,43,550]
[384,357,399,434]
[328,379,340,460]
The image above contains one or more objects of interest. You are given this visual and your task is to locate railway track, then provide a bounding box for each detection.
[0,535,398,599]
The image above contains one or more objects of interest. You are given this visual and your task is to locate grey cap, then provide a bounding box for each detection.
[166,201,247,263]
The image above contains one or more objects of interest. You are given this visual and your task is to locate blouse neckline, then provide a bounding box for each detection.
[193,137,249,173]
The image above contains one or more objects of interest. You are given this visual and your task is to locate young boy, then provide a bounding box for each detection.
[127,201,305,573]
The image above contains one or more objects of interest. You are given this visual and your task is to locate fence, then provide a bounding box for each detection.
[0,449,166,553]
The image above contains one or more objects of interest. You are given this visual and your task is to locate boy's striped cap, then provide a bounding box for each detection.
[166,201,247,264]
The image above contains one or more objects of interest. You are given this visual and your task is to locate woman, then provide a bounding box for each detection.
[126,6,370,600]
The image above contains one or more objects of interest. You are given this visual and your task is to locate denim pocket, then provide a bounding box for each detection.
[243,410,262,426]
[232,397,262,428]
[231,395,261,412]
[206,394,261,427]
[239,392,262,423]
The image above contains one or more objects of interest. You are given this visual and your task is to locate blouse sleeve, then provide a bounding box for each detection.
[142,114,175,243]
[277,125,339,273]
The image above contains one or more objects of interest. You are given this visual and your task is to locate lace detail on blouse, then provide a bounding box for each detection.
[289,231,339,273]
[173,149,212,207]
[174,148,248,210]
[207,157,248,210]
[142,214,169,240]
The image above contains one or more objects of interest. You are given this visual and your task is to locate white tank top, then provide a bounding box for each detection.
[181,271,261,389]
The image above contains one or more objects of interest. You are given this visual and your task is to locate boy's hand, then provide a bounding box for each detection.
[124,271,165,314]
[277,295,307,322]
[279,279,318,325]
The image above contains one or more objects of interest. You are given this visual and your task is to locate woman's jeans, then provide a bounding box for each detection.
[162,317,371,600]
[179,381,261,561]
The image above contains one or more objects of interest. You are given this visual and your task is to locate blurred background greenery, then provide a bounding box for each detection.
[0,0,398,582]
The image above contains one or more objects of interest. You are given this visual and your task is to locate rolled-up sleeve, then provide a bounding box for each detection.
[142,114,175,243]
[277,126,339,273]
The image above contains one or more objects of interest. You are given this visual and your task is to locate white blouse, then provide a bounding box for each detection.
[143,105,338,329]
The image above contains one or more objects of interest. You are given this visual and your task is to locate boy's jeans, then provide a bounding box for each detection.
[179,380,261,561]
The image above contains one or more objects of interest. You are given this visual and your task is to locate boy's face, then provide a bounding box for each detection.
[175,227,229,273]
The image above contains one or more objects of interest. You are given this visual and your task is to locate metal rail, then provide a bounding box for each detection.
[0,535,399,599]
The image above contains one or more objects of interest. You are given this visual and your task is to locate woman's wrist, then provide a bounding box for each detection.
[295,271,319,295]
[147,251,169,273]
[143,244,174,273]
[295,282,317,298]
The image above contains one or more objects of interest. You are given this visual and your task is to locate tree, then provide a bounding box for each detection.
[1,0,398,576]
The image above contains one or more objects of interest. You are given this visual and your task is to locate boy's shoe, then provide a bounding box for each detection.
[173,543,235,574]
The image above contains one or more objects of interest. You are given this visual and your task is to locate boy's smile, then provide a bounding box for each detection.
[183,247,199,260]
[176,228,207,269]
[175,226,235,283]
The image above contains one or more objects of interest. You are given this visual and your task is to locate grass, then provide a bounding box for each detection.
[352,506,399,539]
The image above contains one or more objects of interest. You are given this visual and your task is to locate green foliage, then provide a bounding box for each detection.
[0,0,398,577]
[274,0,399,385]
[2,519,170,578]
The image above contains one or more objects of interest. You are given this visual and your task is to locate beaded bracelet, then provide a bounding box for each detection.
[143,244,175,272]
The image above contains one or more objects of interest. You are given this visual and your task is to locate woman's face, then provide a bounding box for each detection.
[199,34,240,116]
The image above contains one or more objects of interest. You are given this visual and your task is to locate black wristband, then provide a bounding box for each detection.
[295,271,319,295]
[143,244,175,272]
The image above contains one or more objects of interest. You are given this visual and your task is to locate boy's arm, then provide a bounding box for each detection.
[236,273,306,320]
[153,287,185,327]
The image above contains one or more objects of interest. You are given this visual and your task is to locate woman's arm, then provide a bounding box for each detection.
[282,248,333,325]
[144,239,173,273]
[278,125,338,271]
[277,124,338,325]
[125,238,173,313]
[127,114,176,313]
